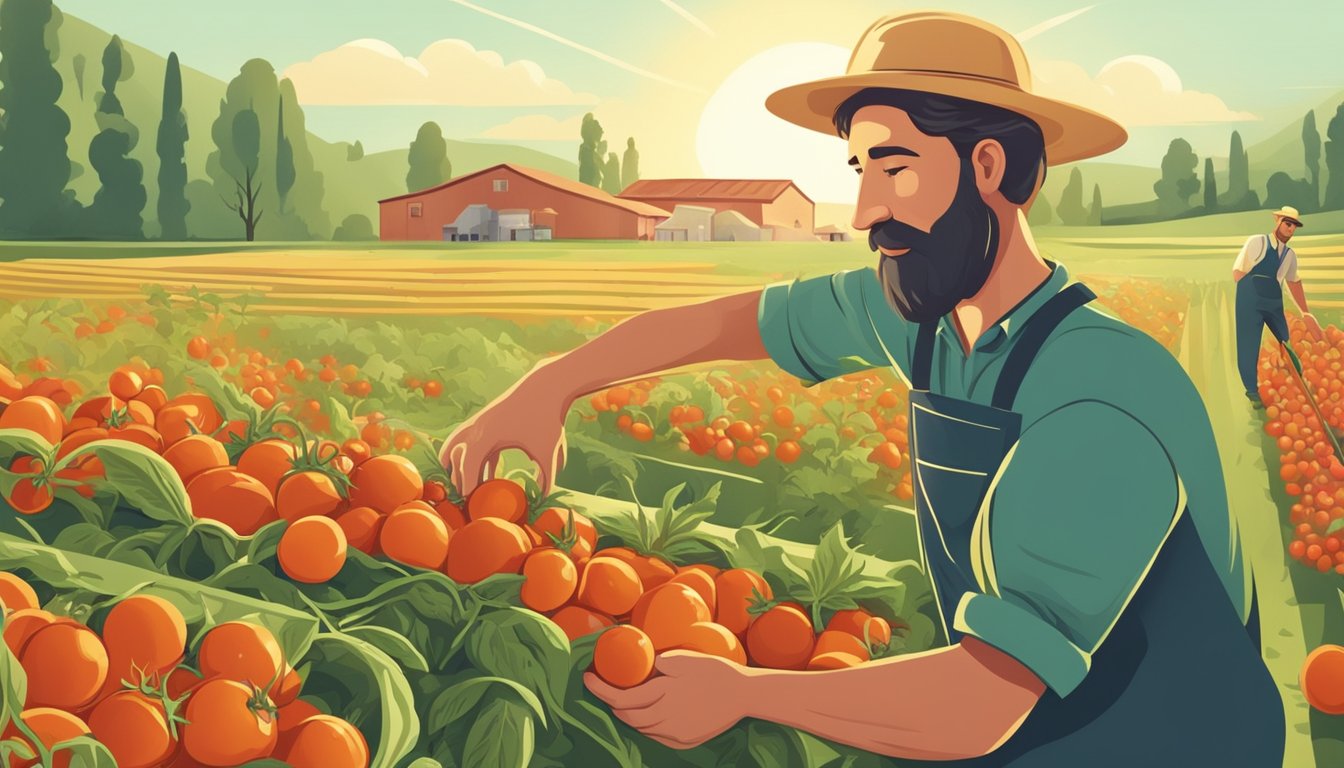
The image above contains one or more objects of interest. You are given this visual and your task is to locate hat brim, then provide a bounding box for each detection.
[765,71,1128,166]
[1274,213,1305,228]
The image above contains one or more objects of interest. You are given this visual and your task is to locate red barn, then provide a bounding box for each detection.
[378,163,670,241]
[618,179,815,234]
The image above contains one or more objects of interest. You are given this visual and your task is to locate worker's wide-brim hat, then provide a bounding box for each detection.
[765,11,1128,166]
[1272,206,1305,227]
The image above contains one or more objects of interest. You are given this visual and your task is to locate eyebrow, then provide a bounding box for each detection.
[848,145,920,166]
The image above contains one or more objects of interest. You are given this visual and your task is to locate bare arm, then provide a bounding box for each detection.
[747,638,1044,760]
[1288,280,1311,315]
[1233,269,1246,282]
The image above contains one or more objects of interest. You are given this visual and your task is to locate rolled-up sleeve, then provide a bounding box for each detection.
[954,401,1181,697]
[757,268,907,385]
[1232,236,1259,273]
[1284,248,1300,282]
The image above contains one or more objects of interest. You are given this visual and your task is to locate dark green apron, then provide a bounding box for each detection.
[1235,236,1290,396]
[906,283,1283,766]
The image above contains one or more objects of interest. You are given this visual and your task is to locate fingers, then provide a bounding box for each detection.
[583,673,667,710]
[653,649,713,676]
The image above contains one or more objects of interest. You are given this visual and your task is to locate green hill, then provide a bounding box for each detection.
[1243,89,1343,195]
[51,12,577,239]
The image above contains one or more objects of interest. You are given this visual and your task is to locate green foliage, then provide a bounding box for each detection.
[602,152,622,195]
[157,52,191,240]
[1056,167,1087,225]
[407,121,452,194]
[1203,158,1218,215]
[72,52,87,99]
[1027,189,1053,225]
[348,140,365,162]
[333,213,376,241]
[1324,104,1344,211]
[578,113,604,188]
[1153,138,1200,217]
[276,95,296,209]
[84,35,146,240]
[1305,109,1322,203]
[621,137,640,189]
[1088,183,1103,226]
[1266,171,1317,213]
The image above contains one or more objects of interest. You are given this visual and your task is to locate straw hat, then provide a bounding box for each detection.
[1271,206,1304,227]
[765,11,1128,165]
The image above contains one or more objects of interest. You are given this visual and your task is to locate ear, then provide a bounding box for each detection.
[970,139,1008,198]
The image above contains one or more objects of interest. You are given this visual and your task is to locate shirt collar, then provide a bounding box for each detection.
[937,261,1070,351]
[1270,233,1286,251]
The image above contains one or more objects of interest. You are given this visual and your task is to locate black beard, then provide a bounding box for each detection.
[870,160,1000,324]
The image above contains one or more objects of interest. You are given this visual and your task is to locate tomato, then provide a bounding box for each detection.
[167,666,205,700]
[109,423,166,453]
[162,435,229,485]
[271,666,303,708]
[548,606,615,643]
[0,396,65,445]
[186,337,210,360]
[466,478,529,523]
[156,404,204,447]
[339,439,372,466]
[599,547,676,590]
[7,456,53,515]
[89,691,175,768]
[165,394,223,435]
[593,625,655,689]
[715,568,772,636]
[1302,644,1344,714]
[574,557,643,617]
[278,698,323,733]
[182,679,278,766]
[0,570,40,612]
[279,517,348,584]
[20,623,109,710]
[349,455,423,513]
[746,604,815,670]
[187,468,277,536]
[667,570,716,610]
[775,440,803,463]
[1,707,90,768]
[198,622,284,689]
[275,714,370,768]
[133,384,170,414]
[675,621,747,665]
[276,471,344,521]
[520,549,578,613]
[631,583,712,651]
[532,507,598,553]
[812,630,870,662]
[3,608,60,656]
[335,506,384,555]
[99,595,187,698]
[423,380,443,398]
[443,518,531,584]
[108,368,144,401]
[807,651,865,670]
[826,609,892,648]
[434,500,467,531]
[238,439,300,496]
[378,506,450,570]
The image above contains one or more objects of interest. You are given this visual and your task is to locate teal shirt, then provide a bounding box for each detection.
[757,262,1246,697]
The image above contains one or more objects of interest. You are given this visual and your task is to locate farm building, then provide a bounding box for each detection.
[815,225,852,242]
[712,210,769,241]
[618,179,815,237]
[378,163,670,241]
[655,205,716,241]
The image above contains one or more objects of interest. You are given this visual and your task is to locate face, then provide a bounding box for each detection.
[1276,217,1300,242]
[847,105,999,323]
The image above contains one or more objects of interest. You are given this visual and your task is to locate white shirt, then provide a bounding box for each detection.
[1233,233,1298,283]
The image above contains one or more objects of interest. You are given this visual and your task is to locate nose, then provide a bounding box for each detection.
[852,203,892,231]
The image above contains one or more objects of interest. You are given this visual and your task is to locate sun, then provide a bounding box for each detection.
[695,43,858,205]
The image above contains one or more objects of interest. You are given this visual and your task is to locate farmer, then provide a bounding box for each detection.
[1234,205,1323,406]
[442,11,1282,766]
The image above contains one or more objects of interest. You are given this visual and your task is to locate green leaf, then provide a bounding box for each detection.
[326,398,360,442]
[81,442,193,526]
[462,697,534,768]
[466,607,571,708]
[53,736,118,768]
[187,367,259,422]
[343,625,430,673]
[404,759,443,768]
[0,614,29,736]
[308,633,419,768]
[427,675,547,732]
[0,428,55,463]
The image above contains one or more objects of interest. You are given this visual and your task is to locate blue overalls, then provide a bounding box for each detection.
[1235,236,1290,398]
[907,283,1283,766]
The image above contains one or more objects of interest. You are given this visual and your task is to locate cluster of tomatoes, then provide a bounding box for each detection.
[1257,317,1344,574]
[1084,275,1189,352]
[0,572,367,768]
[71,303,158,340]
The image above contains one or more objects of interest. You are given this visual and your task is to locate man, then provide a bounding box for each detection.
[1234,205,1323,405]
[442,11,1283,766]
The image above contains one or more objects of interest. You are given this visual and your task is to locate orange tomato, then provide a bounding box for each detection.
[20,623,109,710]
[277,698,323,734]
[667,570,716,610]
[714,568,772,636]
[1302,644,1344,714]
[593,625,655,688]
[532,507,598,552]
[162,435,229,485]
[746,604,815,670]
[187,468,277,536]
[1,707,90,768]
[0,570,39,613]
[198,622,284,689]
[600,547,676,590]
[3,608,59,657]
[349,455,423,513]
[807,651,865,671]
[100,595,187,699]
[182,679,278,766]
[89,691,175,768]
[0,396,65,444]
[813,630,870,662]
[7,456,53,514]
[631,583,712,651]
[443,518,531,584]
[238,439,300,496]
[576,557,644,617]
[277,471,344,521]
[279,517,349,584]
[378,506,450,570]
[675,621,747,665]
[434,500,467,532]
[520,549,578,613]
[335,506,384,554]
[275,714,369,768]
[466,478,529,524]
[108,368,144,401]
[133,384,169,414]
[186,337,210,360]
[270,665,303,708]
[549,606,615,643]
[826,609,892,648]
[165,394,223,435]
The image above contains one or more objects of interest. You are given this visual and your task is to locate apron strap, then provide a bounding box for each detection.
[991,282,1097,410]
[912,320,939,391]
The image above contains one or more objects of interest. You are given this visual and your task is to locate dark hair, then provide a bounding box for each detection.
[833,88,1046,205]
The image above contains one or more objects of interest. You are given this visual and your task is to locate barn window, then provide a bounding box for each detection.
[493,180,508,193]
[409,203,423,218]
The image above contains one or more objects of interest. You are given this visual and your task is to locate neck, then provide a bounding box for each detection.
[950,207,1051,354]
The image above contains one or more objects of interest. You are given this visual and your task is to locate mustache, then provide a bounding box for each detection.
[868,218,934,254]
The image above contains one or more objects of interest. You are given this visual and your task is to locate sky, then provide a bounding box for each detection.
[54,0,1344,203]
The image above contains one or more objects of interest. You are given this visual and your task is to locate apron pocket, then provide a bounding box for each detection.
[915,459,992,543]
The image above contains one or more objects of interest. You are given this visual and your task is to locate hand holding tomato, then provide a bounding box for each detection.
[584,650,751,750]
[439,374,569,496]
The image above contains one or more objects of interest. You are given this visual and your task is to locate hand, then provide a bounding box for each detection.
[439,372,569,496]
[1305,313,1325,341]
[584,651,752,750]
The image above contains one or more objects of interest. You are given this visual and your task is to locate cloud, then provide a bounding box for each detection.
[282,38,599,106]
[479,99,635,144]
[1034,55,1258,126]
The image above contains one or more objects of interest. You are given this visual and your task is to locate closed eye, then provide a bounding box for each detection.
[885,166,908,177]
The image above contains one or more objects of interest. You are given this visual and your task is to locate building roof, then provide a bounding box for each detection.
[620,179,814,205]
[379,164,671,218]
[814,224,848,234]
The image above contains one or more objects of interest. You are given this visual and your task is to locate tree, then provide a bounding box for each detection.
[1324,104,1344,211]
[276,95,295,211]
[1153,138,1200,217]
[1203,157,1218,215]
[1265,171,1316,213]
[72,52,86,99]
[622,138,640,189]
[1304,110,1321,208]
[1088,184,1103,225]
[407,121,451,193]
[0,0,76,237]
[1027,191,1054,225]
[602,153,622,194]
[1056,167,1087,225]
[156,51,190,240]
[277,78,329,238]
[347,140,364,162]
[84,35,145,239]
[579,113,604,187]
[224,108,263,241]
[332,213,375,241]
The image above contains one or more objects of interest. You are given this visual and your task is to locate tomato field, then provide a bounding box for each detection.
[0,235,1342,767]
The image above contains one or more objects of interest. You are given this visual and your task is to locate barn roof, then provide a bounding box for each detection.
[619,179,814,205]
[379,164,671,218]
